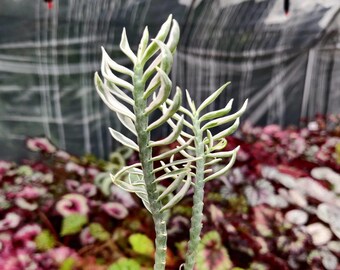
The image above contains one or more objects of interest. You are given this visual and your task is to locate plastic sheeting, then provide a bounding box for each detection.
[0,0,339,160]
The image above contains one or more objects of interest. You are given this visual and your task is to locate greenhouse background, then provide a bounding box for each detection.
[1,1,340,270]
[1,0,339,160]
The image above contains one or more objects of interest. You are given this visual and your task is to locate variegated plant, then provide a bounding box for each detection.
[94,15,198,270]
[163,88,247,270]
[95,14,247,270]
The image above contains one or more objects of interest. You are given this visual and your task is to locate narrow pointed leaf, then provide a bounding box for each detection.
[150,137,194,161]
[142,15,172,64]
[105,80,134,105]
[137,26,149,60]
[149,116,183,147]
[166,19,180,52]
[174,135,195,159]
[142,39,174,96]
[179,150,194,159]
[211,138,227,151]
[141,200,152,213]
[166,116,193,138]
[142,55,160,82]
[161,162,196,183]
[197,82,230,113]
[147,87,182,131]
[199,99,234,122]
[112,177,151,213]
[101,59,134,91]
[171,112,193,129]
[113,163,142,181]
[94,73,135,120]
[111,178,136,193]
[144,67,172,114]
[202,99,248,130]
[117,113,137,136]
[213,118,240,141]
[207,130,214,149]
[186,90,196,113]
[128,173,144,185]
[157,172,187,201]
[154,168,189,183]
[120,28,137,64]
[204,147,239,182]
[153,157,201,173]
[207,148,237,158]
[205,158,222,166]
[101,47,134,77]
[161,175,192,212]
[109,128,139,152]
[166,98,193,118]
[143,73,160,99]
[154,40,173,74]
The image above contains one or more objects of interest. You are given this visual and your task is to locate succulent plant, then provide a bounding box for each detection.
[95,14,188,269]
[94,14,246,270]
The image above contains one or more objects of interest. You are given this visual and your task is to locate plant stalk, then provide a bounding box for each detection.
[184,114,205,270]
[133,64,167,270]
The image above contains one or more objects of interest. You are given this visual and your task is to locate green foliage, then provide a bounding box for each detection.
[108,258,141,270]
[59,257,75,270]
[35,230,56,251]
[335,143,340,164]
[128,233,155,257]
[227,194,249,214]
[16,165,33,176]
[249,262,267,270]
[89,222,110,241]
[61,214,88,236]
[196,231,232,270]
[172,205,192,217]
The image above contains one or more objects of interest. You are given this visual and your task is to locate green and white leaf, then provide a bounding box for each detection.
[105,80,134,105]
[212,118,240,141]
[150,137,194,161]
[117,113,137,136]
[109,128,139,152]
[204,146,239,182]
[95,73,135,120]
[202,99,248,130]
[137,26,149,60]
[142,15,173,64]
[197,82,230,114]
[160,174,192,212]
[149,116,183,147]
[101,47,134,77]
[101,57,134,91]
[199,99,233,122]
[120,28,137,64]
[147,87,182,131]
[144,68,172,114]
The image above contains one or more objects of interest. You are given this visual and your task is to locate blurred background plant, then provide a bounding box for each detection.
[1,115,339,269]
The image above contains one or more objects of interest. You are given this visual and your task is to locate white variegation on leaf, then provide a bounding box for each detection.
[196,82,230,114]
[101,47,134,77]
[120,28,137,64]
[202,99,248,130]
[199,99,233,122]
[109,128,139,152]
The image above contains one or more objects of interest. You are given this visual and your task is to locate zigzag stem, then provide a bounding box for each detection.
[184,114,205,270]
[133,64,167,270]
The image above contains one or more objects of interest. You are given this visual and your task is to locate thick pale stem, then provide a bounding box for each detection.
[184,114,205,270]
[133,64,167,270]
